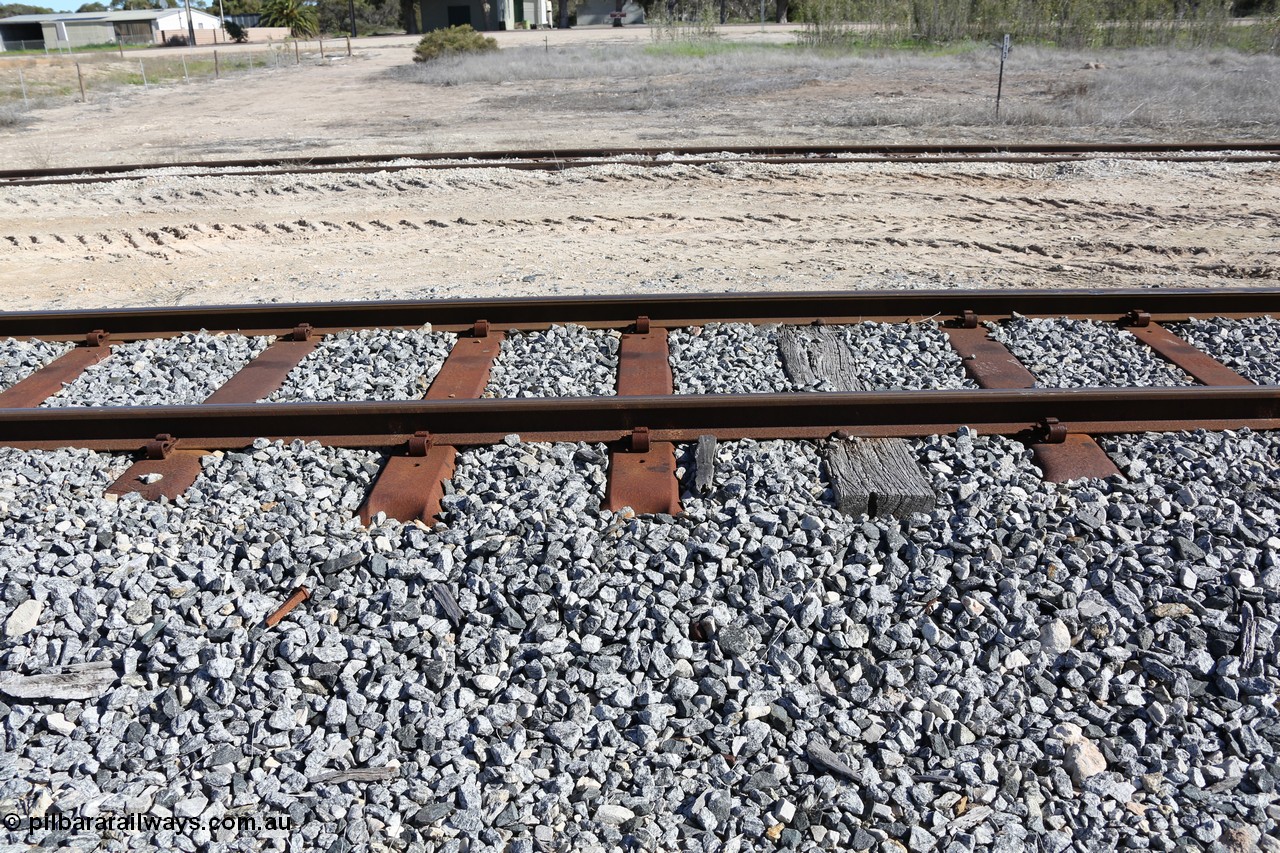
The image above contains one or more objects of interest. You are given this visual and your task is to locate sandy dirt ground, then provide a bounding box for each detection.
[0,28,1277,309]
[0,158,1276,310]
[6,25,1274,169]
[0,27,801,168]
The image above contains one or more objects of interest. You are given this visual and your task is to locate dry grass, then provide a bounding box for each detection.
[836,48,1280,133]
[398,43,987,113]
[0,104,29,127]
[0,45,330,108]
[400,41,939,86]
[400,42,1280,136]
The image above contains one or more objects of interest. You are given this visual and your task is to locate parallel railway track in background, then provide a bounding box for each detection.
[0,287,1278,523]
[0,143,1278,187]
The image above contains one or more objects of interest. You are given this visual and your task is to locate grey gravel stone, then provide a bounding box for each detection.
[485,324,618,397]
[1040,619,1072,655]
[43,712,75,736]
[986,316,1194,387]
[0,337,74,394]
[0,413,1277,852]
[669,323,790,394]
[672,322,975,394]
[792,322,976,391]
[42,332,271,407]
[266,327,455,402]
[595,804,635,825]
[1064,739,1107,784]
[1170,316,1280,386]
[4,598,42,638]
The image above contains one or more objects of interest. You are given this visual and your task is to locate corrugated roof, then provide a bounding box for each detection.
[0,9,219,24]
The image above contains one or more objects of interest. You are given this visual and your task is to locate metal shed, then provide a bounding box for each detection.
[0,9,223,52]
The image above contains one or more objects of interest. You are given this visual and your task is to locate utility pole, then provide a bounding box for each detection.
[184,0,196,46]
[348,0,357,38]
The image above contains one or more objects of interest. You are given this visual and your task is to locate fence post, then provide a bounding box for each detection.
[294,40,299,63]
[214,49,220,78]
[346,36,351,56]
[319,38,324,58]
[995,33,1009,119]
[117,38,124,58]
[181,53,189,83]
[18,68,28,105]
[76,61,85,102]
[139,59,148,88]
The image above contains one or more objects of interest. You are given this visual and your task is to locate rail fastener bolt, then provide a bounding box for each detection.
[264,585,311,628]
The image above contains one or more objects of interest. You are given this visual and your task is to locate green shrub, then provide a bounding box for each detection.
[224,20,249,42]
[412,25,498,63]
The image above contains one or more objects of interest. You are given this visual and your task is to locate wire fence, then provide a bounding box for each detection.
[1,34,158,55]
[1,40,46,53]
[1,38,354,107]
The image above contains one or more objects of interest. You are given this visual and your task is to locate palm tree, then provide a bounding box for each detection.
[260,0,319,36]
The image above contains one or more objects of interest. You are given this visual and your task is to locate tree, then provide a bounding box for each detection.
[76,1,108,9]
[555,0,587,27]
[0,2,54,14]
[259,0,319,34]
[399,0,418,33]
[314,0,397,34]
[109,0,159,8]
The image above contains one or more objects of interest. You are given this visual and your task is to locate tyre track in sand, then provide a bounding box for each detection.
[1,160,1278,309]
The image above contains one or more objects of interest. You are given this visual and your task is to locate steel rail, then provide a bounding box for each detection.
[3,288,1278,341]
[2,387,1278,451]
[0,143,1277,186]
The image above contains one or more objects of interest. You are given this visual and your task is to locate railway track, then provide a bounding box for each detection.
[2,288,1279,849]
[1,287,1278,519]
[0,142,1277,187]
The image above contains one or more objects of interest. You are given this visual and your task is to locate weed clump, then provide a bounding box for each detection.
[412,25,498,63]
[0,105,30,128]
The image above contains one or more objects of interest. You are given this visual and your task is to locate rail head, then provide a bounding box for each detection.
[1,387,1277,451]
[2,288,1280,341]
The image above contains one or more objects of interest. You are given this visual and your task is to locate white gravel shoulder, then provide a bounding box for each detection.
[485,325,619,397]
[265,328,457,403]
[0,338,75,394]
[987,317,1195,388]
[41,332,271,408]
[1169,317,1280,386]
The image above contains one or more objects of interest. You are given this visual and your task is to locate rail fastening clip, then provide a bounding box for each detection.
[407,431,433,457]
[144,434,176,460]
[1037,418,1067,444]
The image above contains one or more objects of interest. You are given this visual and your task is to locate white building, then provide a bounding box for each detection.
[0,9,225,52]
